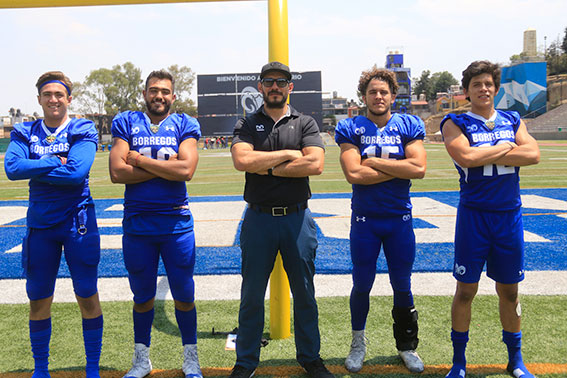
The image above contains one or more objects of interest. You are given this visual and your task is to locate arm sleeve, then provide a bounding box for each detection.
[179,114,202,142]
[4,131,61,181]
[335,118,356,146]
[33,140,96,185]
[300,116,324,149]
[232,117,254,146]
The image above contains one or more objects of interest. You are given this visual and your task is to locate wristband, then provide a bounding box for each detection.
[135,154,141,167]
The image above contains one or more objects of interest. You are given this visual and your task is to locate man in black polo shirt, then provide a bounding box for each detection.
[230,61,331,378]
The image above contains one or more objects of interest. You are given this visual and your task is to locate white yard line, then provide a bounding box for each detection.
[0,271,565,304]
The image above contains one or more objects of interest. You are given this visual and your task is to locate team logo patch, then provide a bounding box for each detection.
[150,124,160,133]
[354,127,365,135]
[455,263,466,276]
[485,121,495,130]
[256,124,265,132]
[31,135,39,142]
[45,135,56,144]
[402,214,411,221]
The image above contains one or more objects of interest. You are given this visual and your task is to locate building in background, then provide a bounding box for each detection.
[385,51,411,113]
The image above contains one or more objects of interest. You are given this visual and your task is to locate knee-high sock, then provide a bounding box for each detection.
[83,315,103,377]
[175,307,197,345]
[349,287,370,330]
[133,308,154,347]
[30,318,51,375]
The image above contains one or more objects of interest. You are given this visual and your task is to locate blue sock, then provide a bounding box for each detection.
[133,308,154,347]
[29,318,51,377]
[349,287,370,330]
[446,329,468,378]
[175,307,197,345]
[503,330,534,378]
[83,315,103,378]
[393,290,414,308]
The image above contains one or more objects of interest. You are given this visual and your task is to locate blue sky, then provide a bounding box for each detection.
[0,0,566,115]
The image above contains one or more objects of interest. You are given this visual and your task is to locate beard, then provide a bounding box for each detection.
[146,99,171,117]
[263,90,287,109]
[367,104,390,118]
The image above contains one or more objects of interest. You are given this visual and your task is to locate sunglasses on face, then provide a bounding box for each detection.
[261,78,290,88]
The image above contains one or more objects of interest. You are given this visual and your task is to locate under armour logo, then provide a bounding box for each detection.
[356,216,366,222]
[455,263,466,276]
[390,126,398,131]
[256,124,265,132]
[165,126,174,131]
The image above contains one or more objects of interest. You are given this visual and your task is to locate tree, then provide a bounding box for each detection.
[562,26,567,54]
[72,62,143,115]
[167,64,197,116]
[413,70,432,101]
[430,71,458,97]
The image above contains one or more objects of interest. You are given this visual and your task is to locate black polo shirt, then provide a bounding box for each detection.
[232,105,324,207]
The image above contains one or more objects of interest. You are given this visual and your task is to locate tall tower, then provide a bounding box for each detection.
[523,28,537,57]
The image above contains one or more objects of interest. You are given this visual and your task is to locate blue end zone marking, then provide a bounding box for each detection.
[0,188,565,279]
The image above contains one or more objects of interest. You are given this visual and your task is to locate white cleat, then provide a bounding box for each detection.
[345,330,367,372]
[398,349,424,373]
[182,344,203,378]
[123,343,152,378]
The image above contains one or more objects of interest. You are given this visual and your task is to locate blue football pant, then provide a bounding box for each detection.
[122,230,196,304]
[23,205,100,301]
[454,205,524,284]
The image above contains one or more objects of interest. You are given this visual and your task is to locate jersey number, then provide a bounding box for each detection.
[479,142,514,176]
[138,146,176,160]
[365,145,399,159]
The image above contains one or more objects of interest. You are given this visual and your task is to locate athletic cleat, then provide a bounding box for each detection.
[398,349,424,373]
[123,343,152,378]
[302,358,334,378]
[445,365,466,378]
[182,344,203,378]
[345,330,366,372]
[228,365,256,378]
[507,363,536,378]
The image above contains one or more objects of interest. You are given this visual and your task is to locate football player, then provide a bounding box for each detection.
[440,60,540,378]
[335,67,427,373]
[4,71,103,378]
[109,70,202,378]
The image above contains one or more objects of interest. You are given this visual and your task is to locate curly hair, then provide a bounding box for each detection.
[358,66,399,97]
[461,60,501,93]
[35,71,72,96]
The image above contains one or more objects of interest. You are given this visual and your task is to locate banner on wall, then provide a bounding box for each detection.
[197,71,323,136]
[495,62,547,118]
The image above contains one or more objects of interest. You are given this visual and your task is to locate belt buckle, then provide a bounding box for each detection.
[271,206,287,216]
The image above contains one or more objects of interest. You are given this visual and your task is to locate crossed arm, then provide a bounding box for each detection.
[109,137,199,184]
[5,137,95,185]
[339,139,426,185]
[231,142,324,177]
[442,120,540,168]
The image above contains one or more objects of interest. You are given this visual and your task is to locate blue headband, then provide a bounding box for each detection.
[38,80,71,95]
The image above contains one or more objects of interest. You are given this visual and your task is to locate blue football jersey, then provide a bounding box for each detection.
[440,110,522,211]
[111,111,201,234]
[6,118,98,228]
[335,113,425,216]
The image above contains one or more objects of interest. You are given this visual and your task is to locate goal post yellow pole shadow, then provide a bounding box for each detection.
[267,0,291,340]
[0,0,292,341]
